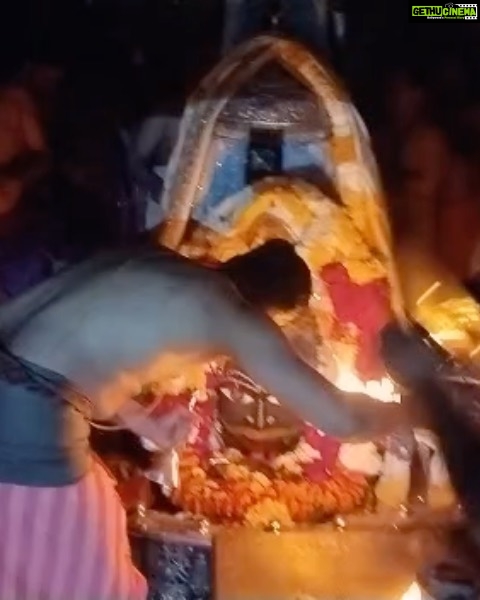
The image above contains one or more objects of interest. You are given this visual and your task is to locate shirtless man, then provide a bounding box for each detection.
[0,242,401,438]
[0,241,402,599]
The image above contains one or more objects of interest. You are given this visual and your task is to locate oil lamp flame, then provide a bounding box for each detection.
[335,369,401,403]
[400,582,423,600]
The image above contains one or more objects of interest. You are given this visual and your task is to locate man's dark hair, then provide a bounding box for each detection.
[221,239,312,311]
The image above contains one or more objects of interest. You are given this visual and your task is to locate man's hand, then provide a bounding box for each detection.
[381,322,442,387]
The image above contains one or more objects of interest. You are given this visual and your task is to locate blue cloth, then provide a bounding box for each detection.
[282,137,333,184]
[193,137,249,230]
[192,135,332,233]
[0,347,91,487]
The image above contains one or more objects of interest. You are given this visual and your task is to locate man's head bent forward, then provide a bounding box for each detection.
[221,239,312,312]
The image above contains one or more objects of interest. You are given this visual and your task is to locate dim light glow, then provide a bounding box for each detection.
[335,368,401,403]
[400,582,423,600]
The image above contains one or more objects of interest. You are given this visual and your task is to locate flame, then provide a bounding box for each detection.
[400,582,423,600]
[335,368,401,403]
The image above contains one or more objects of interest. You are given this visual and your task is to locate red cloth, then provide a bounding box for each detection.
[302,425,340,482]
[321,263,392,379]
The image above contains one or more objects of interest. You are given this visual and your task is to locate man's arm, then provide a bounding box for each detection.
[212,290,402,439]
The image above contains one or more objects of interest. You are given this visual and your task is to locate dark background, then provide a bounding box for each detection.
[1,0,479,162]
[1,1,479,94]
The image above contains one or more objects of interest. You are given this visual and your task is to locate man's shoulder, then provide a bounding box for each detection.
[98,246,228,295]
[69,246,237,307]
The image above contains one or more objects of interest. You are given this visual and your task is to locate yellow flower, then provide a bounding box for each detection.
[244,499,294,529]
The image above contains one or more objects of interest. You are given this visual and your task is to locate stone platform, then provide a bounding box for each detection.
[131,509,462,600]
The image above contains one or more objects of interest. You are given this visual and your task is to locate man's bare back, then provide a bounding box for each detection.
[0,246,403,439]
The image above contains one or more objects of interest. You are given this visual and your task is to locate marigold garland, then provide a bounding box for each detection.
[172,451,368,525]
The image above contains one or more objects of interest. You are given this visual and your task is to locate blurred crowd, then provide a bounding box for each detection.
[370,37,480,282]
[0,0,230,300]
[0,37,175,299]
